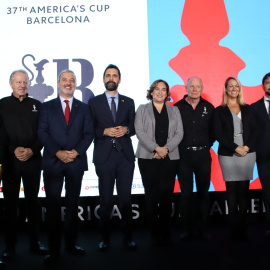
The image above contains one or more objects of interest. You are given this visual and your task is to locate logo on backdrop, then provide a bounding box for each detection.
[22,54,95,103]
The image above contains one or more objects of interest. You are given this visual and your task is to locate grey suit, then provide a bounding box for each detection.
[135,102,184,159]
[134,102,183,241]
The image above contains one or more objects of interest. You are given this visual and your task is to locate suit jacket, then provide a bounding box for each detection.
[0,125,7,164]
[251,97,270,160]
[213,104,257,156]
[88,93,135,164]
[135,102,184,160]
[38,97,94,172]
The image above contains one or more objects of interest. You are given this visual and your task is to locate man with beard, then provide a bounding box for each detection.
[88,64,136,250]
[174,77,214,240]
[251,72,270,237]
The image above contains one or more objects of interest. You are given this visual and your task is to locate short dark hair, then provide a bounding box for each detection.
[146,79,170,101]
[262,73,270,84]
[103,64,121,80]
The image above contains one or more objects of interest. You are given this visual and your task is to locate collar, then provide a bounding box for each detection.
[182,94,204,104]
[105,91,119,100]
[11,93,28,102]
[59,95,73,103]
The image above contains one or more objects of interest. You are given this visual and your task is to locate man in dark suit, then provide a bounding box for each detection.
[0,70,47,262]
[251,72,270,237]
[88,64,136,250]
[38,69,94,263]
[0,125,7,268]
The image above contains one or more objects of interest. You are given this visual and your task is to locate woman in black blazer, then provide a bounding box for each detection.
[214,77,257,240]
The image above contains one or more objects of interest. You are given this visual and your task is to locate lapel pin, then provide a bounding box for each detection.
[121,100,124,102]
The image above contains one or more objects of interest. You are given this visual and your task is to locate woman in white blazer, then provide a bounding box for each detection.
[135,79,183,245]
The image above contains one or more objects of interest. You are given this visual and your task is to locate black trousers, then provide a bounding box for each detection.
[138,158,178,238]
[178,148,211,232]
[257,158,270,227]
[95,148,135,240]
[2,155,42,248]
[43,168,84,253]
[225,180,250,231]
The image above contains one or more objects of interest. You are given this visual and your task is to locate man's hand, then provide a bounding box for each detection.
[104,126,128,138]
[114,126,128,138]
[66,149,79,159]
[14,147,33,161]
[56,150,76,163]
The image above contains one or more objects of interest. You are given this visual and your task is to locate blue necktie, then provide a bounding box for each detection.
[111,97,122,152]
[111,97,116,122]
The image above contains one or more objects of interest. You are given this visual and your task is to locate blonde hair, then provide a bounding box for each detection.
[222,77,246,106]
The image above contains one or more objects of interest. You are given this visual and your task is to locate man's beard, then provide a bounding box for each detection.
[266,89,270,96]
[105,81,118,91]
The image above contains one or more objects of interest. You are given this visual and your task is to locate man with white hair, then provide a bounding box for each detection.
[0,69,47,262]
[174,77,214,240]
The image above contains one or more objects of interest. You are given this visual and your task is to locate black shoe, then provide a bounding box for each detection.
[264,229,270,238]
[2,247,15,262]
[198,231,212,241]
[66,245,85,255]
[180,231,192,241]
[44,253,60,264]
[98,241,109,251]
[125,240,137,250]
[0,260,6,268]
[30,241,48,255]
[152,234,162,246]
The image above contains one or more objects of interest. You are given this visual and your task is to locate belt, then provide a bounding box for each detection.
[184,146,207,151]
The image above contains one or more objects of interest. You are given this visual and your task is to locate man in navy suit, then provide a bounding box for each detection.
[88,64,136,250]
[252,72,270,237]
[38,69,94,263]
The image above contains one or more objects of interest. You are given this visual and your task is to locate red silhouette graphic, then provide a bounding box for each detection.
[170,0,262,191]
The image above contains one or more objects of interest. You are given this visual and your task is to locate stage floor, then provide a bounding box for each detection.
[0,220,269,270]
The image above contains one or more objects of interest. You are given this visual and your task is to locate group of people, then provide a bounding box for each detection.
[0,65,270,266]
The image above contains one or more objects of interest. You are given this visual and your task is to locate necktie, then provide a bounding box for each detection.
[111,97,116,122]
[64,100,70,125]
[267,100,270,116]
[110,97,122,152]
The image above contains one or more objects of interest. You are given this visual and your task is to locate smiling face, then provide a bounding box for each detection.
[226,79,240,99]
[10,71,28,99]
[58,72,76,99]
[151,81,168,103]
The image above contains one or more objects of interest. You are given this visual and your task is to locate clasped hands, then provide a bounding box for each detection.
[235,145,249,157]
[153,146,168,159]
[56,149,78,163]
[14,147,33,161]
[104,126,127,137]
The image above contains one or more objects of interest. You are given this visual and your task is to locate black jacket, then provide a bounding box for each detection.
[251,97,270,160]
[0,125,8,164]
[213,104,257,156]
[0,94,42,158]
